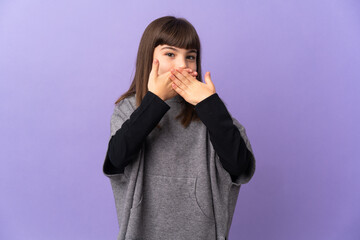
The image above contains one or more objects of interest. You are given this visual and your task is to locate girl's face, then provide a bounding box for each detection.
[153,44,197,75]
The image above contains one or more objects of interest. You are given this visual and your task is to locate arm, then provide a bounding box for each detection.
[194,93,251,182]
[106,91,170,173]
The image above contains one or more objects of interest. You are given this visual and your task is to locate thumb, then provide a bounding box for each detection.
[150,58,159,78]
[204,71,214,88]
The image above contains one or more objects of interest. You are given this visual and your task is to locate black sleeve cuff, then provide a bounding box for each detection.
[194,93,231,129]
[143,90,170,110]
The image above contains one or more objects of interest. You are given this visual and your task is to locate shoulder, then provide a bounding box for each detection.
[231,116,245,132]
[114,94,137,115]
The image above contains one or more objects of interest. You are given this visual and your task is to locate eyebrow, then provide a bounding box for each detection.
[161,46,197,54]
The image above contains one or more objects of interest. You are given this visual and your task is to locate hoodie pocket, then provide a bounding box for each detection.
[126,174,215,239]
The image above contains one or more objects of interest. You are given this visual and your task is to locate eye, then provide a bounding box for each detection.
[187,55,196,60]
[166,52,175,57]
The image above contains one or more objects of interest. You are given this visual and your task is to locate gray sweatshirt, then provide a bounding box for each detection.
[103,93,256,240]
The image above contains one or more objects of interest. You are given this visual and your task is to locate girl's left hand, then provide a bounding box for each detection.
[170,68,216,105]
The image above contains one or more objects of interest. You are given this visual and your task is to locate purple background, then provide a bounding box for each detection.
[1,0,359,239]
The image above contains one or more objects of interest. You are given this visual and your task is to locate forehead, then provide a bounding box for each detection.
[157,44,197,53]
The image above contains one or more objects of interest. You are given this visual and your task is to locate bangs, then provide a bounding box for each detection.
[155,19,200,51]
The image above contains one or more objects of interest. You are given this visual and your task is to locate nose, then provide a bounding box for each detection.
[176,56,187,69]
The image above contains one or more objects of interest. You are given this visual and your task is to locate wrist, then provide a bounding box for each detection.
[148,90,165,101]
[196,93,217,106]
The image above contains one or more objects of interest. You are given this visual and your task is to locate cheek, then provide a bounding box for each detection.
[189,63,197,72]
[158,61,173,75]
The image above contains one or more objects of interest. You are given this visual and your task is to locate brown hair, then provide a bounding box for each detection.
[114,16,202,128]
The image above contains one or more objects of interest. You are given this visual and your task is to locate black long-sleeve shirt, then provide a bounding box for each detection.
[105,91,251,182]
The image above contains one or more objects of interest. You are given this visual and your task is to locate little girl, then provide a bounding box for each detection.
[103,15,256,240]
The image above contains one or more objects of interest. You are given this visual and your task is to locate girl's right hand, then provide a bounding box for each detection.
[147,58,197,101]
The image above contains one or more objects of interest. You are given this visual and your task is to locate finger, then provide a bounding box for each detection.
[170,73,188,91]
[150,58,159,78]
[184,68,197,77]
[179,68,198,84]
[180,68,196,80]
[172,68,192,85]
[171,81,186,98]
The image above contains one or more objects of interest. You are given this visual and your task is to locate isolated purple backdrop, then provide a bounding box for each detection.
[0,0,359,239]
